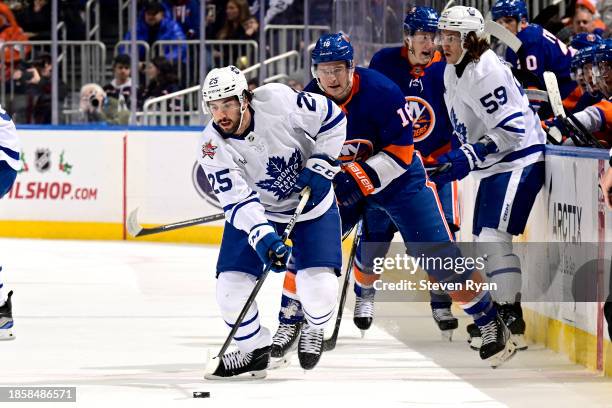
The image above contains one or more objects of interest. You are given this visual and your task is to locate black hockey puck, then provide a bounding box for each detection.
[193,391,210,398]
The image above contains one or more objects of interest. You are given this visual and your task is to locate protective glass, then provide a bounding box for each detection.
[411,32,437,45]
[316,65,349,78]
[208,99,240,113]
[437,33,462,46]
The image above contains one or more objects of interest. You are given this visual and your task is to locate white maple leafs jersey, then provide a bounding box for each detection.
[198,83,346,235]
[444,50,545,178]
[0,104,20,171]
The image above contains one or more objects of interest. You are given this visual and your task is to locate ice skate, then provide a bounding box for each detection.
[0,290,15,341]
[478,317,517,368]
[353,296,374,335]
[298,324,324,370]
[432,306,458,341]
[269,322,302,369]
[204,346,270,380]
[497,302,528,350]
[467,323,482,350]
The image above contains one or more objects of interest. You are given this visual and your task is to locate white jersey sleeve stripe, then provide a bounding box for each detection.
[0,146,18,161]
[324,98,333,123]
[228,194,261,225]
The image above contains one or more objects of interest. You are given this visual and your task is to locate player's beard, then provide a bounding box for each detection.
[217,117,239,134]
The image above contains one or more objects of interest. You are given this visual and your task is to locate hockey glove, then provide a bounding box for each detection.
[293,154,340,208]
[543,117,570,136]
[333,161,380,207]
[431,139,497,186]
[248,224,291,273]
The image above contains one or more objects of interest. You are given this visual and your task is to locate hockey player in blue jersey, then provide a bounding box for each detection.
[351,6,460,339]
[436,6,546,352]
[0,104,19,341]
[491,0,579,106]
[271,33,517,368]
[198,66,347,378]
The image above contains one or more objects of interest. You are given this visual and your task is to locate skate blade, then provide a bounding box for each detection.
[204,369,267,381]
[360,330,366,339]
[440,329,453,342]
[0,329,15,341]
[469,337,482,351]
[511,334,528,351]
[268,355,292,370]
[489,341,517,369]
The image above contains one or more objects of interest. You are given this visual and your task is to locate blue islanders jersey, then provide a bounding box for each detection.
[305,67,423,195]
[369,47,453,162]
[505,24,577,99]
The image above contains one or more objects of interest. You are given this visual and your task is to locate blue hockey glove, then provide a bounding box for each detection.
[248,224,291,272]
[543,117,570,135]
[333,161,380,207]
[293,154,340,208]
[431,139,497,186]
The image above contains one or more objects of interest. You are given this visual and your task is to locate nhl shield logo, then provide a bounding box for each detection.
[35,148,51,173]
[192,162,222,209]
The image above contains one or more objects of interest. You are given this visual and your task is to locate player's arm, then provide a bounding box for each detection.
[197,135,268,234]
[289,90,346,205]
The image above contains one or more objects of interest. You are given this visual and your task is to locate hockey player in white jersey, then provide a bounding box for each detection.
[198,66,346,379]
[0,104,19,341]
[434,6,546,351]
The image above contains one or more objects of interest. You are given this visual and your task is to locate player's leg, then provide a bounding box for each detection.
[472,161,545,351]
[377,173,515,367]
[205,222,272,380]
[430,180,460,339]
[292,204,342,370]
[0,161,17,341]
[352,207,395,332]
[270,258,303,364]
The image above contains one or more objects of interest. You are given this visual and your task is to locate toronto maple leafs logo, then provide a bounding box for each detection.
[450,108,468,144]
[256,149,302,200]
[201,140,217,159]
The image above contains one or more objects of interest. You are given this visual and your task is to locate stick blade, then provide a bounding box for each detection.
[543,71,565,118]
[126,208,143,237]
[484,20,522,52]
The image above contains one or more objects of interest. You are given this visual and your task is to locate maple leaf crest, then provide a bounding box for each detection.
[255,149,302,200]
[450,109,467,144]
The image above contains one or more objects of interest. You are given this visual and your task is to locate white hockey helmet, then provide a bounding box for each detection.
[201,65,248,114]
[438,6,485,39]
[438,6,485,64]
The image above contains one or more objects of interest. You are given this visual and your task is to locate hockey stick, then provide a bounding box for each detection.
[323,219,363,351]
[484,20,522,53]
[205,187,311,374]
[126,208,225,237]
[426,162,452,178]
[543,71,604,148]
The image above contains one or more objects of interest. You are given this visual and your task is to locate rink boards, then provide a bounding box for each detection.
[1,126,611,376]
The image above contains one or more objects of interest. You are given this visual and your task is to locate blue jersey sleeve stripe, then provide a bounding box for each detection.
[495,112,523,128]
[318,111,345,134]
[230,196,260,225]
[499,125,526,134]
[0,146,19,161]
[324,98,333,123]
[223,191,256,212]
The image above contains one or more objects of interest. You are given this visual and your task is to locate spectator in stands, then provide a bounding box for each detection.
[216,0,249,40]
[103,54,134,111]
[287,77,303,91]
[242,15,259,41]
[79,83,130,125]
[11,53,66,124]
[121,0,186,63]
[0,1,30,79]
[164,0,200,39]
[573,1,607,36]
[204,1,228,40]
[600,0,612,34]
[247,77,258,91]
[139,55,181,110]
[15,0,51,40]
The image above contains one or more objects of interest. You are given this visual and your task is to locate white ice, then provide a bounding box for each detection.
[0,239,611,408]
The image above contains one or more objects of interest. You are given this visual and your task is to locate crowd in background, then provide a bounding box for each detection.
[0,0,609,125]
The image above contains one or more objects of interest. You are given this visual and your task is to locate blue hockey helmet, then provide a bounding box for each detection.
[594,39,612,65]
[581,44,599,65]
[311,33,354,66]
[403,6,439,35]
[491,0,529,22]
[571,32,603,50]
